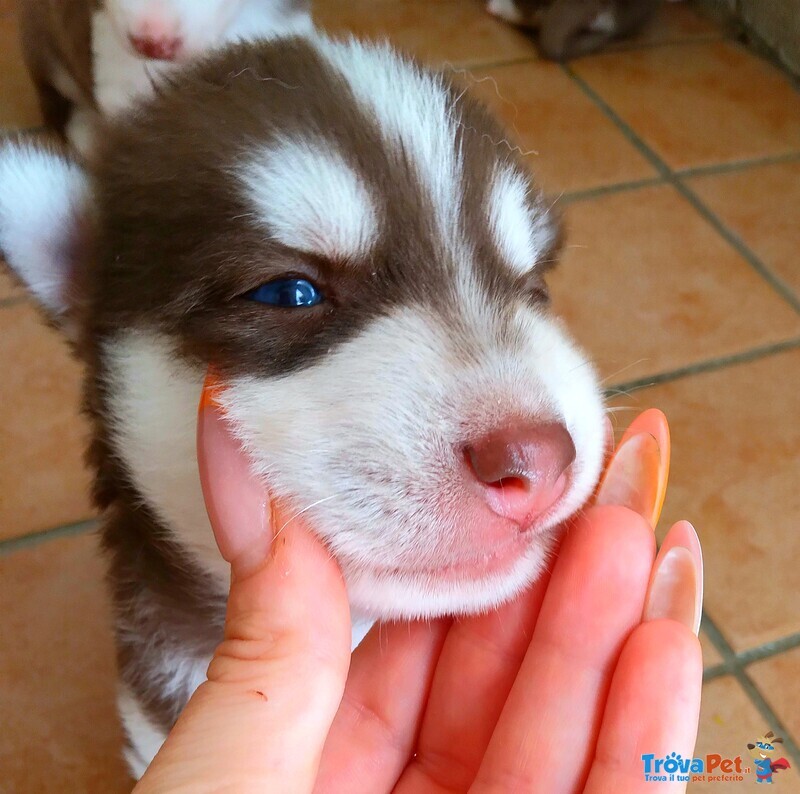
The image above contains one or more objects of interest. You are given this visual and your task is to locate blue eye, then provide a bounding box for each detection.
[245,278,323,308]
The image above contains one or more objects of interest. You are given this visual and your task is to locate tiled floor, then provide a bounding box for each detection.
[1,1,799,790]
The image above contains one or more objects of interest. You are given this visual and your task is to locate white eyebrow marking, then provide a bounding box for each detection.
[317,36,462,240]
[241,138,378,259]
[488,166,553,275]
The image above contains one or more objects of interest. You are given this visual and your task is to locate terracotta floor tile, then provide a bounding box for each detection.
[0,303,94,540]
[0,533,131,791]
[700,629,724,668]
[572,41,800,171]
[691,676,800,791]
[548,185,800,384]
[748,647,800,743]
[0,14,41,129]
[609,350,800,653]
[314,0,537,68]
[467,61,656,194]
[688,160,800,298]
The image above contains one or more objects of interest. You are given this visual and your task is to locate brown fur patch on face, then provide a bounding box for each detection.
[82,36,558,380]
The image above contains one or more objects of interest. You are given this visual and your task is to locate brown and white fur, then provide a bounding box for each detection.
[487,0,660,60]
[17,0,312,155]
[0,34,606,777]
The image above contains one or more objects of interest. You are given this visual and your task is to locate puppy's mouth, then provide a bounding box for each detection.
[352,481,573,585]
[367,533,532,582]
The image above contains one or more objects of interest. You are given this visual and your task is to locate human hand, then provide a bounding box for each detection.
[133,403,703,793]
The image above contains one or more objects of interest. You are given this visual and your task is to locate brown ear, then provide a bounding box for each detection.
[774,737,784,744]
[765,731,775,738]
[747,744,756,749]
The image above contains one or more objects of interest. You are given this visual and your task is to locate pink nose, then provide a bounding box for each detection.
[129,34,182,60]
[465,421,576,525]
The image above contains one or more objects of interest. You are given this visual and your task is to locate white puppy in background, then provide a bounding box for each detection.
[18,0,312,154]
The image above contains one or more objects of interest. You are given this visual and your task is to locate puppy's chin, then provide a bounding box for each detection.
[341,539,554,620]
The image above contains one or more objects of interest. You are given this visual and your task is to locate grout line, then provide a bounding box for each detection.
[677,151,800,179]
[0,295,28,310]
[0,518,97,557]
[559,176,665,204]
[561,63,672,176]
[604,337,800,396]
[739,632,800,668]
[701,611,742,670]
[701,612,800,765]
[670,179,800,313]
[600,32,725,54]
[453,55,539,72]
[704,632,800,680]
[702,663,728,683]
[732,670,800,769]
[562,64,800,315]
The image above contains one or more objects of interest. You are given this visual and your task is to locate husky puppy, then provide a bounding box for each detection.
[487,0,660,60]
[0,34,605,777]
[17,0,312,153]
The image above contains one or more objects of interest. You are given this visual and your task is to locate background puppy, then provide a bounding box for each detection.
[0,34,605,777]
[487,0,660,60]
[17,0,312,154]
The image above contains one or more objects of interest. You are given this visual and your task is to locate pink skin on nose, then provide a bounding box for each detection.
[465,421,576,527]
[128,33,183,60]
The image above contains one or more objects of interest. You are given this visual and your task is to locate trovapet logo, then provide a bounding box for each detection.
[746,732,791,784]
[641,752,747,784]
[642,731,793,785]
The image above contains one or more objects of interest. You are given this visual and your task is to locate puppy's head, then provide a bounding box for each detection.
[104,0,311,61]
[0,36,605,619]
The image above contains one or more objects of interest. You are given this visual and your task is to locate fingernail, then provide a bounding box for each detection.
[595,432,668,526]
[197,375,274,576]
[198,370,226,414]
[644,522,703,635]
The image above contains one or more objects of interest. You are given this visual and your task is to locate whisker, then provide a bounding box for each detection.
[273,494,339,540]
[600,359,649,385]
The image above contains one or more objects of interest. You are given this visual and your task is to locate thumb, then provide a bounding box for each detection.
[135,381,352,793]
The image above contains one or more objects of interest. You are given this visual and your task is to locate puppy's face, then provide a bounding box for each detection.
[105,0,307,60]
[0,37,605,620]
[105,0,243,59]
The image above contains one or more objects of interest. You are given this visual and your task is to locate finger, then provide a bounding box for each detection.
[583,620,702,794]
[314,619,450,794]
[472,505,656,793]
[585,520,703,793]
[394,572,551,792]
[136,390,351,793]
[643,521,703,635]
